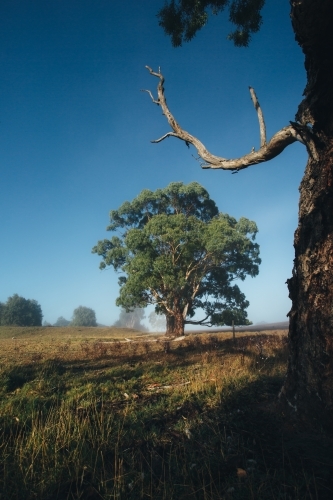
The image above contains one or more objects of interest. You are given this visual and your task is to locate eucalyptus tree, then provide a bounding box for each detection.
[145,0,333,426]
[93,182,260,336]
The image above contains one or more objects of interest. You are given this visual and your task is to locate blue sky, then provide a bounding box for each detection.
[0,1,307,327]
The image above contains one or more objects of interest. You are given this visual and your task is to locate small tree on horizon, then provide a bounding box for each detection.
[71,306,97,327]
[113,308,148,331]
[0,294,43,326]
[53,316,71,327]
[93,182,260,336]
[149,311,166,332]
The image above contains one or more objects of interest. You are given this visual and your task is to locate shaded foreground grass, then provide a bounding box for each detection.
[0,327,332,499]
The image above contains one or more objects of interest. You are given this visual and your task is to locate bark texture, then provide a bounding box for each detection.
[165,303,185,336]
[173,309,185,336]
[166,314,175,335]
[279,0,333,428]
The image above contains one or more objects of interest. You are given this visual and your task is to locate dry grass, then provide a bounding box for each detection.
[0,326,332,499]
[0,325,151,365]
[0,325,285,365]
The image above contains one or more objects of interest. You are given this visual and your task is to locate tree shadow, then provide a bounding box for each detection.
[2,334,333,499]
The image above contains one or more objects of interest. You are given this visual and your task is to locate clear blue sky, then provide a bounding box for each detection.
[0,1,307,327]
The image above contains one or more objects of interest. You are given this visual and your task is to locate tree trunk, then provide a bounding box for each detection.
[165,308,185,336]
[279,1,333,429]
[165,296,186,336]
[173,309,185,336]
[280,139,333,428]
[166,314,175,335]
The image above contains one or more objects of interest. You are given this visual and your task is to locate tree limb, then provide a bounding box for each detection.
[140,88,159,105]
[184,315,211,326]
[249,86,266,147]
[144,66,305,171]
[152,132,180,143]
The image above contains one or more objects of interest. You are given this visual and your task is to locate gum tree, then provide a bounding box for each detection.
[93,182,260,336]
[144,0,333,427]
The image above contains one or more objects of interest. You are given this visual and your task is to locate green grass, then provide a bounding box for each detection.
[0,327,332,499]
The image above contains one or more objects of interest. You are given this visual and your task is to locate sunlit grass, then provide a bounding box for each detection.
[0,327,331,499]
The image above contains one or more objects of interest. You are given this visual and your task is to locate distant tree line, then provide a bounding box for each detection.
[0,296,160,331]
[53,307,97,327]
[0,296,99,328]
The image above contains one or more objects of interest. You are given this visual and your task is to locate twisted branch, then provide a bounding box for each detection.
[143,66,306,171]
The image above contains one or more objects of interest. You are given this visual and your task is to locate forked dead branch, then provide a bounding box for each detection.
[142,66,314,171]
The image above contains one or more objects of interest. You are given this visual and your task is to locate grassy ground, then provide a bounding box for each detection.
[0,326,332,499]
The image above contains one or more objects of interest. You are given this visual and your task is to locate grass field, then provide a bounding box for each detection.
[0,326,332,499]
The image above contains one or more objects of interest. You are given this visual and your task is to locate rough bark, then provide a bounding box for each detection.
[279,0,333,429]
[165,304,185,336]
[173,309,185,336]
[166,314,175,335]
[280,139,333,428]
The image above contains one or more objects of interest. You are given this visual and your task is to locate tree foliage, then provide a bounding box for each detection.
[0,302,4,323]
[71,306,97,327]
[0,294,43,326]
[93,182,260,335]
[158,0,265,47]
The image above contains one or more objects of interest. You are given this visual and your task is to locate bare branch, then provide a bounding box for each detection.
[140,88,159,105]
[151,132,179,143]
[184,315,211,326]
[290,121,319,160]
[144,66,305,171]
[249,86,266,147]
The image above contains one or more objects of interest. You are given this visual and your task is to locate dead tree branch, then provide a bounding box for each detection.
[143,66,306,171]
[140,88,159,105]
[249,86,266,147]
